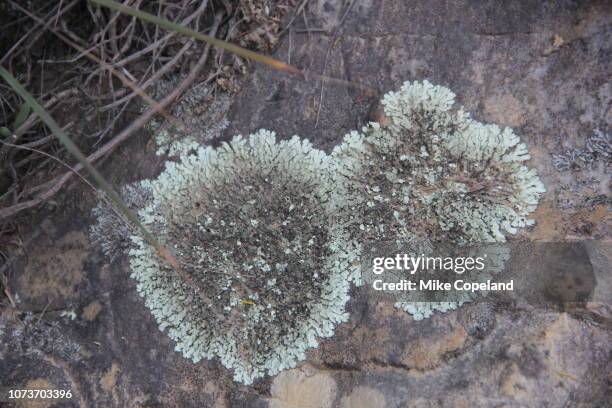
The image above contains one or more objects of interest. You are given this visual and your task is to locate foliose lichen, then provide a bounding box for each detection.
[332,80,545,319]
[551,129,610,213]
[128,129,359,384]
[148,80,231,157]
[552,129,611,172]
[388,240,511,320]
[89,183,152,262]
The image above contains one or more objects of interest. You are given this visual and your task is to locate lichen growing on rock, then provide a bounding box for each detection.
[332,80,545,319]
[91,80,546,373]
[89,183,152,261]
[148,82,231,157]
[551,129,610,213]
[552,129,611,172]
[389,240,511,320]
[128,130,359,384]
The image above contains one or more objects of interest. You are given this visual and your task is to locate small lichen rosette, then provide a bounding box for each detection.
[333,80,544,318]
[129,130,359,384]
[333,80,545,244]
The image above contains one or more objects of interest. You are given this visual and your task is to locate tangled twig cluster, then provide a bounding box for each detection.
[0,0,288,223]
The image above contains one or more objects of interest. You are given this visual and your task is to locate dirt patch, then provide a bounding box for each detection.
[14,378,54,408]
[269,366,337,408]
[17,231,88,306]
[400,325,468,370]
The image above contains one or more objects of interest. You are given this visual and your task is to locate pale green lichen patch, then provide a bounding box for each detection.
[333,80,545,319]
[129,130,359,384]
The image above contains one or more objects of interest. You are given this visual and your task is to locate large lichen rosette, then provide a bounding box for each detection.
[129,130,359,384]
[333,81,544,319]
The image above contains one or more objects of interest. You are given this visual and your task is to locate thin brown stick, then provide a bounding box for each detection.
[99,38,194,111]
[3,286,16,308]
[0,88,80,162]
[110,0,207,69]
[278,0,310,38]
[12,89,79,138]
[0,248,16,307]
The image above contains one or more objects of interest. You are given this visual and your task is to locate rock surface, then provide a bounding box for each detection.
[1,1,611,407]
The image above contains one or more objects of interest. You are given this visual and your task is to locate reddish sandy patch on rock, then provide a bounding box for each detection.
[483,92,526,127]
[500,313,595,405]
[269,366,337,408]
[529,202,566,240]
[340,386,385,408]
[13,379,54,408]
[569,204,611,236]
[18,231,89,305]
[82,300,102,321]
[400,324,468,370]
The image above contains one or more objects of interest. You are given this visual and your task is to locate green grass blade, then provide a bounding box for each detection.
[12,102,31,129]
[0,66,179,269]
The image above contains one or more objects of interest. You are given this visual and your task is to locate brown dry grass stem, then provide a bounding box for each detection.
[0,0,81,67]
